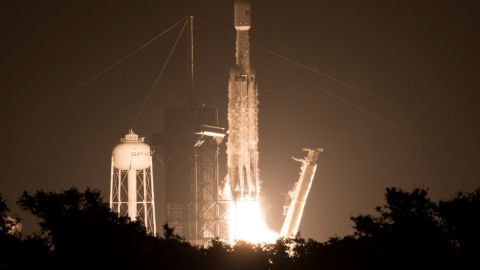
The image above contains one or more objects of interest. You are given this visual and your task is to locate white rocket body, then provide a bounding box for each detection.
[227,0,260,200]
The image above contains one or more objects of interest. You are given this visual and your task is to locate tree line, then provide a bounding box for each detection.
[1,186,479,269]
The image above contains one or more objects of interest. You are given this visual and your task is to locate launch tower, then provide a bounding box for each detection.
[159,106,228,245]
[157,16,229,245]
[280,148,322,238]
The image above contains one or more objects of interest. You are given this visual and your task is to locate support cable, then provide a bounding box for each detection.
[252,45,425,143]
[315,84,425,144]
[254,44,480,147]
[130,19,188,128]
[195,18,431,144]
[253,43,401,108]
[18,17,187,125]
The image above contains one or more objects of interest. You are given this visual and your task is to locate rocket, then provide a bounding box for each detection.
[226,0,260,200]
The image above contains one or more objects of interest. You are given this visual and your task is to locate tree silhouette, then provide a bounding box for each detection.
[0,193,20,268]
[202,238,232,269]
[437,189,480,268]
[351,187,453,269]
[0,193,50,269]
[0,193,18,236]
[267,238,294,270]
[18,187,154,269]
[1,185,479,269]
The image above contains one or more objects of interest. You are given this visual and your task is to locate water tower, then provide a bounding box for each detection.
[110,129,156,234]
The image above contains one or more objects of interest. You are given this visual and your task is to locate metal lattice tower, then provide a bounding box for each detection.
[161,107,229,245]
[193,125,229,245]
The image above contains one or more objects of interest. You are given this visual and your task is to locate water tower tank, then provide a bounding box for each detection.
[109,129,156,234]
[112,129,151,170]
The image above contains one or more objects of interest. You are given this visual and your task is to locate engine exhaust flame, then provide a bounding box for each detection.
[228,199,278,243]
[223,182,278,244]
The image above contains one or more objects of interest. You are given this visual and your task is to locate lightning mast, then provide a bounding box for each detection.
[160,16,228,245]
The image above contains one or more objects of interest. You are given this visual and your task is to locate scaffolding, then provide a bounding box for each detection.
[192,125,229,245]
[162,107,229,245]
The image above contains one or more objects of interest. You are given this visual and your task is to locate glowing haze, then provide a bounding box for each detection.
[227,198,279,243]
[223,184,278,243]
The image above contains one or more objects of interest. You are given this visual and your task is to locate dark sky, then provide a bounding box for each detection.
[1,0,479,241]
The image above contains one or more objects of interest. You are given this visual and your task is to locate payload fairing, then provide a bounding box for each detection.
[227,0,260,200]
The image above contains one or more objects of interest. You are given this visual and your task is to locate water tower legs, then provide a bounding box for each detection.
[127,168,137,219]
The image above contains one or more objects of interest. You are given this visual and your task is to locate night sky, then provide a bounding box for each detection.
[1,0,479,241]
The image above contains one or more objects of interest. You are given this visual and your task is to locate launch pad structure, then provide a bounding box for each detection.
[280,148,323,238]
[109,0,322,244]
[152,15,231,245]
[151,0,321,243]
[156,106,229,245]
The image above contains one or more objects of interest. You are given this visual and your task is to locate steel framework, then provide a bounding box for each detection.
[192,125,229,245]
[110,160,157,234]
